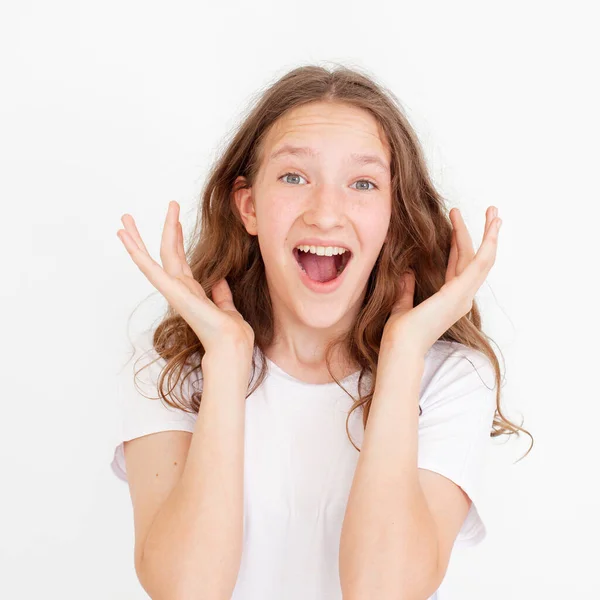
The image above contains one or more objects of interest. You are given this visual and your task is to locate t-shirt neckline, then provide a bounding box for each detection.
[264,355,361,389]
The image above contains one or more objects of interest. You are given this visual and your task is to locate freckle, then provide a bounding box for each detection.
[174,461,178,466]
[155,473,158,477]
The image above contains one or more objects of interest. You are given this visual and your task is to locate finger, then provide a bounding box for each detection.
[160,201,185,276]
[451,208,475,274]
[391,270,415,315]
[449,213,501,299]
[446,228,458,283]
[120,214,150,255]
[118,222,218,340]
[483,206,498,238]
[177,221,194,279]
[211,278,240,314]
[118,227,190,301]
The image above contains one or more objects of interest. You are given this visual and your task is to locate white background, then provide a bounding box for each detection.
[1,1,598,598]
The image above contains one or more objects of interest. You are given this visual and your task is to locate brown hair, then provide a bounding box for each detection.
[131,62,533,461]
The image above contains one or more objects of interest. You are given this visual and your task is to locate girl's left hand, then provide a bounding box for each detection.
[380,206,502,358]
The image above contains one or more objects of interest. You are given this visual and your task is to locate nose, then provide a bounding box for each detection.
[302,182,347,230]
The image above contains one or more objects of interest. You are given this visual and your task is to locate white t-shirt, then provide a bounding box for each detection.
[110,331,497,600]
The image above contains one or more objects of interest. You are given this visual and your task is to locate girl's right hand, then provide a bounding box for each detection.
[117,200,255,360]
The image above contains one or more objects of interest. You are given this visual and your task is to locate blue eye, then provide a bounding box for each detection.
[280,172,307,185]
[279,172,378,191]
[351,179,378,191]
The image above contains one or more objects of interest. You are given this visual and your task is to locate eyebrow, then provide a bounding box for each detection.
[269,144,390,174]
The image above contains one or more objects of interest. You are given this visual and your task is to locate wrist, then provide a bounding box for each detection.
[377,346,425,382]
[201,346,253,378]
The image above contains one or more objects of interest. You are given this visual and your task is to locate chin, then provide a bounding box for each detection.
[291,298,351,330]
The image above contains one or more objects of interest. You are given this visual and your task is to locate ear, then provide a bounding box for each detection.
[233,175,258,236]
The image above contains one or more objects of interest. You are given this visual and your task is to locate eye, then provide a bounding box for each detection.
[351,179,378,191]
[279,172,307,185]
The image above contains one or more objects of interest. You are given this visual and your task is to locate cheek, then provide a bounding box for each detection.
[256,211,294,261]
[259,200,297,235]
[356,209,391,249]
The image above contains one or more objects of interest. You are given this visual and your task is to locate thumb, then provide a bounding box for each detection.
[391,269,416,315]
[211,278,237,312]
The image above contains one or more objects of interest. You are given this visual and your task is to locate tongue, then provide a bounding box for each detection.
[298,252,338,283]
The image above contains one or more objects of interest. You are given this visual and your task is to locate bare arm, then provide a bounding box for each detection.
[127,349,249,600]
[117,201,255,598]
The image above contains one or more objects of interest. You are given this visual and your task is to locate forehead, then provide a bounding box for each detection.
[260,102,391,171]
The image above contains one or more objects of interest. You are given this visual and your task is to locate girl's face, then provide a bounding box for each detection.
[235,101,392,335]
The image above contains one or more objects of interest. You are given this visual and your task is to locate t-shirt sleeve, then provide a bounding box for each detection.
[110,329,203,483]
[417,342,498,548]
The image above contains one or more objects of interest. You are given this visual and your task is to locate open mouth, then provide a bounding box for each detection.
[292,247,352,283]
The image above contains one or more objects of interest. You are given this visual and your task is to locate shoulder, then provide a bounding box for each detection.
[417,342,500,548]
[123,328,204,399]
[420,340,497,418]
[110,328,203,483]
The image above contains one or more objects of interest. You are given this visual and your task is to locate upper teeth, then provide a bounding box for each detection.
[295,245,348,256]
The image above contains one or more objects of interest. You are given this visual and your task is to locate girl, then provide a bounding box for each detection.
[111,64,532,600]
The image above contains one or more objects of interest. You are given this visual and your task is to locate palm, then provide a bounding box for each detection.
[117,201,255,355]
[382,206,501,356]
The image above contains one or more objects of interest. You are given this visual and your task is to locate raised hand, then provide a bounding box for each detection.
[381,206,502,358]
[117,201,255,359]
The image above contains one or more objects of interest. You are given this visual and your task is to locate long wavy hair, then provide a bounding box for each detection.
[131,63,533,461]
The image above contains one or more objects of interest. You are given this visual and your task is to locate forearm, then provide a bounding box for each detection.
[139,350,250,600]
[339,351,440,600]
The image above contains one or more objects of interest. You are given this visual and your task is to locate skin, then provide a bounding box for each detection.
[116,100,502,598]
[380,203,501,358]
[339,206,501,597]
[234,101,393,383]
[117,100,501,384]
